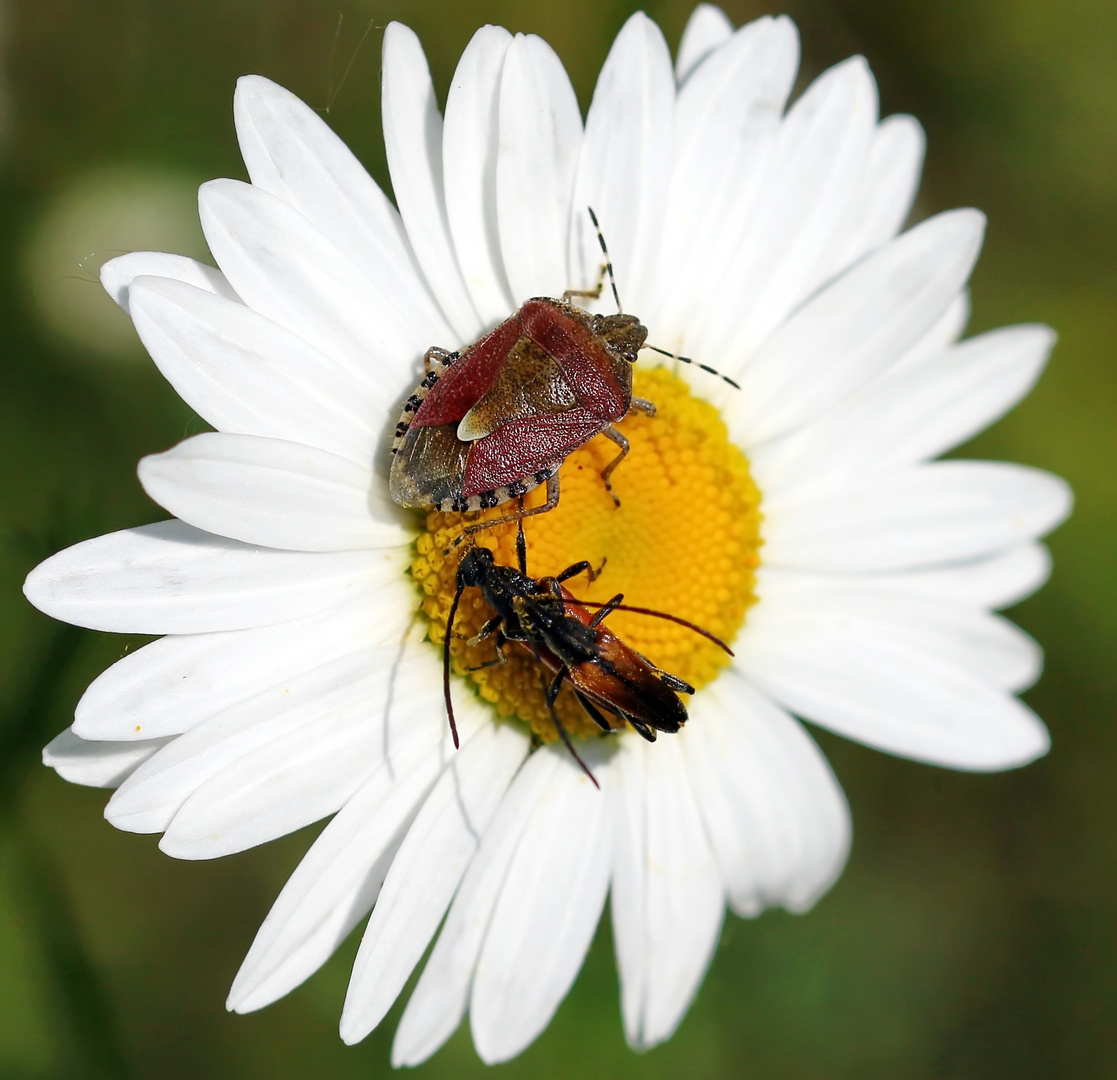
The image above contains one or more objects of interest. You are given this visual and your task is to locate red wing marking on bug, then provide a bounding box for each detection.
[389,207,740,537]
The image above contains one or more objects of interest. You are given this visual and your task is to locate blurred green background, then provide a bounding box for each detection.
[1,0,1114,1077]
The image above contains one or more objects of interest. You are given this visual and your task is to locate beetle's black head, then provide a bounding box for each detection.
[594,314,648,364]
[456,545,494,588]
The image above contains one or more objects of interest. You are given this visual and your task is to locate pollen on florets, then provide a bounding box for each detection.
[409,366,762,744]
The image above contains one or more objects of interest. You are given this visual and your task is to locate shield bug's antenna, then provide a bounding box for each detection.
[643,343,741,390]
[586,206,622,314]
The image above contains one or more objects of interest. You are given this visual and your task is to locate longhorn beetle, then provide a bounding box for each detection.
[390,208,740,541]
[443,516,733,785]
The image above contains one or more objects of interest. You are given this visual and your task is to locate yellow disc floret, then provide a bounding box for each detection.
[410,366,762,743]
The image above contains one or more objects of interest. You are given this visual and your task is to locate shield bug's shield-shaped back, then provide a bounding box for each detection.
[389,208,739,539]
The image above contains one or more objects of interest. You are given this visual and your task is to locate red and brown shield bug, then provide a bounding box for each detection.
[443,518,733,785]
[390,209,739,537]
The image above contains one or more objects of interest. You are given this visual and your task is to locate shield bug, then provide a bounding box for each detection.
[443,519,733,784]
[390,208,739,539]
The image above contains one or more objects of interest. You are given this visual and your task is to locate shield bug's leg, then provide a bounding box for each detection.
[588,592,625,628]
[574,689,617,733]
[562,262,606,304]
[599,426,631,507]
[630,397,657,417]
[458,474,561,543]
[643,343,741,390]
[424,346,458,374]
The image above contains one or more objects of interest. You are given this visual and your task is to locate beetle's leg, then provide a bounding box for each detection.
[655,671,695,695]
[627,716,659,743]
[545,667,567,708]
[588,592,625,628]
[599,426,630,508]
[423,346,458,374]
[465,632,510,672]
[458,474,561,542]
[527,640,599,788]
[555,560,594,585]
[630,397,657,416]
[574,690,618,733]
[466,615,504,648]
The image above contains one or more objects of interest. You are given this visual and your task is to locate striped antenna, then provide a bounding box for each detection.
[586,206,622,313]
[643,344,741,390]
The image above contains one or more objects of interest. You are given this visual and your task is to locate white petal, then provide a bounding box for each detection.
[100,251,238,313]
[104,649,388,836]
[755,323,1053,497]
[754,571,1044,692]
[470,744,612,1064]
[159,635,455,859]
[811,113,925,291]
[675,4,734,82]
[728,209,986,447]
[43,728,171,789]
[651,15,797,346]
[609,734,648,1046]
[738,609,1050,769]
[636,736,725,1048]
[856,543,1053,610]
[497,33,583,301]
[24,519,404,634]
[199,178,430,396]
[339,722,530,1045]
[227,686,490,1014]
[72,582,414,741]
[762,461,1072,573]
[568,12,674,313]
[138,433,407,552]
[693,56,877,370]
[381,23,482,342]
[443,25,516,324]
[232,75,450,338]
[228,704,477,1013]
[392,747,562,1067]
[683,671,850,915]
[127,277,378,464]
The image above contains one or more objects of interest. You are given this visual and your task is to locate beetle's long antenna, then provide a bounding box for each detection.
[443,581,466,748]
[574,599,735,656]
[586,206,622,314]
[643,343,741,390]
[532,644,599,789]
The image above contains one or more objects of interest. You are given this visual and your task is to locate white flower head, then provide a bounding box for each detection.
[25,4,1071,1066]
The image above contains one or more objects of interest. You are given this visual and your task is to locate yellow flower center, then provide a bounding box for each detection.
[409,367,762,742]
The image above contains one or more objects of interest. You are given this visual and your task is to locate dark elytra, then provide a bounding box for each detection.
[443,521,733,785]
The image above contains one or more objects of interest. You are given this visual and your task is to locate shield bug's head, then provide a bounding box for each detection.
[593,313,648,365]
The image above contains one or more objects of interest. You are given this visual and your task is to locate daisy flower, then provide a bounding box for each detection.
[24,4,1071,1065]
